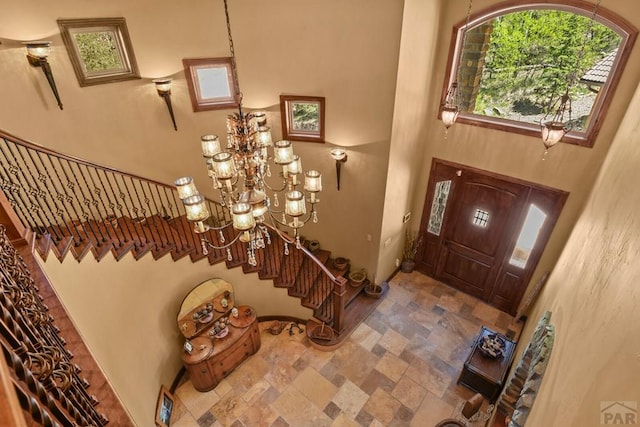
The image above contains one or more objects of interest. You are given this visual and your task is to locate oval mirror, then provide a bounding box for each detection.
[177,278,234,339]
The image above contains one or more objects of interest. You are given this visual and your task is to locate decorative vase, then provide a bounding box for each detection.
[401,260,416,273]
[308,240,320,252]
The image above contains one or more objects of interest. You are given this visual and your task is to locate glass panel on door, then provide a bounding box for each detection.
[509,204,547,269]
[428,180,452,235]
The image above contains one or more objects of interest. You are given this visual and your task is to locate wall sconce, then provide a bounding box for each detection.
[23,41,63,110]
[153,78,177,131]
[330,148,348,191]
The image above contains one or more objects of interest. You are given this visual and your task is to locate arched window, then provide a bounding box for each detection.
[440,1,637,147]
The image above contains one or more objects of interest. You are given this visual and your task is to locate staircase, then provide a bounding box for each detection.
[0,129,382,347]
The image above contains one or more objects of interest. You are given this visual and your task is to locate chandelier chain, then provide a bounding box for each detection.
[567,0,602,91]
[223,0,243,106]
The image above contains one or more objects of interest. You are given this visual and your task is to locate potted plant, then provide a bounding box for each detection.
[401,230,422,273]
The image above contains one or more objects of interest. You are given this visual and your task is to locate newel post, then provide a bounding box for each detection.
[332,276,348,333]
[0,191,30,247]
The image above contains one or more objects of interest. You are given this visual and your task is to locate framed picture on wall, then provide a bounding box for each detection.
[183,57,239,112]
[155,385,174,427]
[280,95,325,143]
[57,18,140,87]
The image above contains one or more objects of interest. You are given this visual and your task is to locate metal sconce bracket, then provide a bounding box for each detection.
[330,148,348,191]
[153,79,178,131]
[24,42,63,110]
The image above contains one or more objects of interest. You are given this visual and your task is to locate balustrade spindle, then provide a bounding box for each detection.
[43,154,86,246]
[14,145,67,242]
[83,164,120,246]
[0,157,40,232]
[103,170,136,245]
[126,176,153,245]
[73,164,109,245]
[0,143,61,241]
[24,149,77,244]
[94,168,125,250]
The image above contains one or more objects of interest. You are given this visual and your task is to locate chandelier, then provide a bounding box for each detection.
[174,0,322,266]
[540,0,601,158]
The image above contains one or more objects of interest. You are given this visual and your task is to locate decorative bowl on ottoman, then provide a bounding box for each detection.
[479,333,506,359]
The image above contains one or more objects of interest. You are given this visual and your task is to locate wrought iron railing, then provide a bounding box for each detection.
[0,224,109,426]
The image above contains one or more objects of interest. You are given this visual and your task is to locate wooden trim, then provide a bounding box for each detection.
[279,95,326,143]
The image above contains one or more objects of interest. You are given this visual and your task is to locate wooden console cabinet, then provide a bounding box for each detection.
[182,306,260,392]
[177,278,262,392]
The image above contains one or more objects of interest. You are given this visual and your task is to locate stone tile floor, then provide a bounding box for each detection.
[171,272,521,427]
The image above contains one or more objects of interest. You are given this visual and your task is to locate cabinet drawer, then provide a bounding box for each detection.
[186,362,217,392]
[212,337,254,378]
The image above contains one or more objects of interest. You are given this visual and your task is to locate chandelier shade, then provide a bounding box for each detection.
[274,140,295,165]
[541,121,567,149]
[201,134,221,157]
[183,194,210,222]
[441,105,459,129]
[175,176,198,200]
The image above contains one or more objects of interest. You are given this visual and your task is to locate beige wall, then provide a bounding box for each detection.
[376,0,443,281]
[521,78,640,426]
[41,253,312,426]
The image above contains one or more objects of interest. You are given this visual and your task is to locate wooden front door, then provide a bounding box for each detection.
[416,159,567,315]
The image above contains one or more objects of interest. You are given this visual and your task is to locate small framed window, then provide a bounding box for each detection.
[57,18,140,87]
[183,57,239,112]
[280,95,326,143]
[441,2,637,147]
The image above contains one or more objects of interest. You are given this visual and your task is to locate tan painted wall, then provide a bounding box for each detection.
[376,0,443,281]
[41,252,312,426]
[521,79,640,426]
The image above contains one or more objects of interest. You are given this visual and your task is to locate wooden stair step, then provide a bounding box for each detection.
[90,241,114,262]
[344,279,369,308]
[301,276,333,309]
[274,246,304,288]
[34,234,52,261]
[290,257,325,298]
[111,241,135,260]
[258,237,285,280]
[131,241,157,260]
[51,235,75,262]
